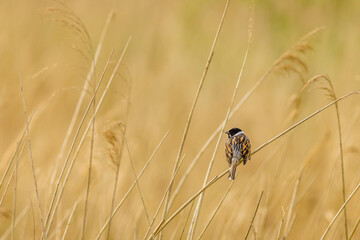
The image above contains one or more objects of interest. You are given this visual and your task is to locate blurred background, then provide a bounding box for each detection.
[1,0,360,239]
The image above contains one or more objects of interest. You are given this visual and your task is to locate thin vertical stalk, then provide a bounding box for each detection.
[161,1,231,234]
[151,171,229,239]
[11,157,19,240]
[349,215,360,240]
[61,202,78,240]
[188,2,254,238]
[301,74,349,239]
[95,132,168,240]
[321,180,360,240]
[45,36,131,235]
[0,129,25,191]
[125,139,151,228]
[0,205,30,240]
[44,50,115,232]
[244,191,264,240]
[197,182,233,240]
[50,11,114,188]
[106,158,121,240]
[179,202,195,240]
[0,141,26,207]
[107,90,131,240]
[143,155,186,240]
[80,72,96,240]
[19,72,47,239]
[334,102,348,239]
[283,170,302,239]
[30,197,35,240]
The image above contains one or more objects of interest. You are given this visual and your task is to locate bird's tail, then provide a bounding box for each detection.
[228,161,237,180]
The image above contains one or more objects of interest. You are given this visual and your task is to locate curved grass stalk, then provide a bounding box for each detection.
[301,74,348,238]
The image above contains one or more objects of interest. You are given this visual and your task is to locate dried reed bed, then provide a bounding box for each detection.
[1,1,360,240]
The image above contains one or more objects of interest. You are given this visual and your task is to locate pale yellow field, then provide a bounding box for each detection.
[1,0,360,239]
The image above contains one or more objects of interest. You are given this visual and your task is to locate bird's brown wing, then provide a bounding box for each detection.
[230,134,251,165]
[241,136,251,165]
[225,138,233,166]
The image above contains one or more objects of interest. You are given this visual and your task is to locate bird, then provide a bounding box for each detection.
[225,128,251,180]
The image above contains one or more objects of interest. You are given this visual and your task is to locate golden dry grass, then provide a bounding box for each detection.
[1,0,360,239]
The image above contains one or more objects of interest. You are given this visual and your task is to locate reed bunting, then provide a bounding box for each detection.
[225,128,251,180]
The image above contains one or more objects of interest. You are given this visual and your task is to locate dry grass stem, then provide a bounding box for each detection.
[0,141,20,192]
[61,201,78,240]
[19,72,47,239]
[105,122,126,240]
[244,191,264,240]
[151,171,228,239]
[301,74,348,238]
[46,193,84,240]
[321,180,360,240]
[161,0,231,229]
[49,10,114,189]
[276,208,286,240]
[0,168,14,205]
[105,73,131,239]
[349,215,360,240]
[189,2,253,237]
[30,197,36,240]
[44,50,115,233]
[144,155,186,239]
[0,205,30,240]
[95,131,169,240]
[197,182,233,240]
[0,141,26,206]
[0,124,28,191]
[283,170,303,239]
[46,36,131,234]
[252,89,359,155]
[81,55,97,240]
[125,139,152,228]
[179,202,196,240]
[11,156,19,240]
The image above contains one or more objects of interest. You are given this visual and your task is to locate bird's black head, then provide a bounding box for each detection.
[225,128,242,138]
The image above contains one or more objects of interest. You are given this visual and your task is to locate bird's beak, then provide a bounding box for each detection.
[225,131,229,135]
